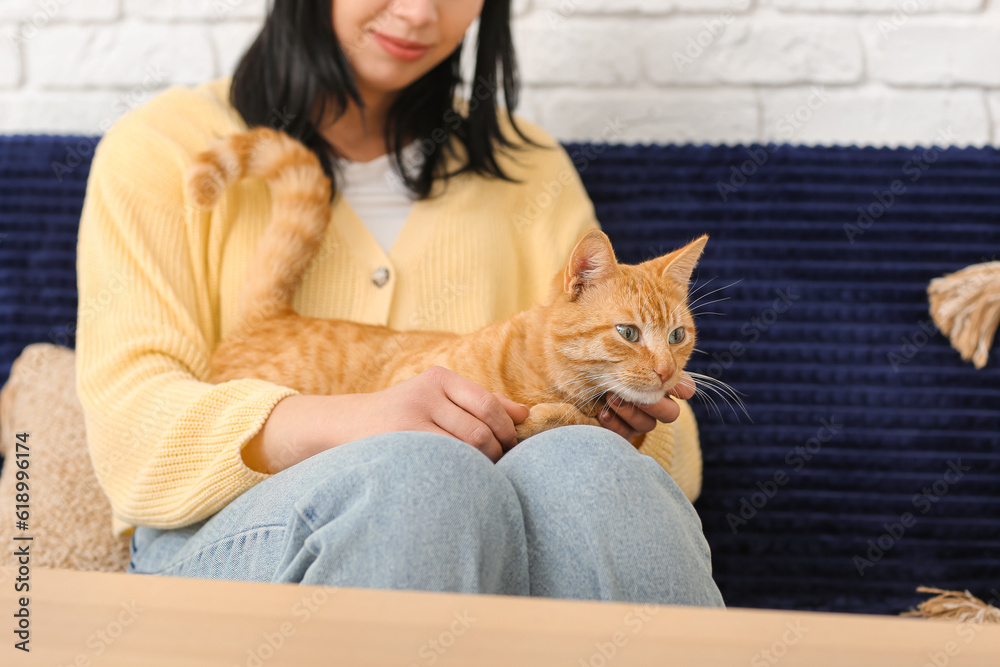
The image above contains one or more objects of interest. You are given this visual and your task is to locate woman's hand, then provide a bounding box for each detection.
[351,366,529,462]
[598,372,697,444]
[242,366,529,474]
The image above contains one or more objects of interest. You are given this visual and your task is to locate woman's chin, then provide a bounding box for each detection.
[353,61,436,97]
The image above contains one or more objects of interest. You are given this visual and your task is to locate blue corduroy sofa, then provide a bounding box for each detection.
[1,135,998,615]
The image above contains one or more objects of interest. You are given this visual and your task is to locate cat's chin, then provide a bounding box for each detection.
[609,384,666,407]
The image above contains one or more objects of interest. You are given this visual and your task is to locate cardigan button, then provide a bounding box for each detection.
[371,266,390,288]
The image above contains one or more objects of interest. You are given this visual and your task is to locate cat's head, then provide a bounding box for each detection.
[545,230,708,407]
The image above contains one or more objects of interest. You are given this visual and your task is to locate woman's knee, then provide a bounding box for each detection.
[498,424,663,486]
[293,431,521,530]
[274,432,530,592]
[496,426,721,605]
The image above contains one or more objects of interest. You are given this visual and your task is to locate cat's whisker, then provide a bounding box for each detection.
[702,391,730,422]
[675,376,697,390]
[684,281,739,313]
[667,300,687,324]
[645,274,695,312]
[702,387,747,422]
[687,372,748,405]
[668,300,701,329]
[562,386,609,413]
[554,372,619,395]
[667,287,732,326]
[592,386,648,426]
[689,296,730,310]
[606,391,628,418]
[680,283,739,323]
[643,278,706,329]
[687,300,730,318]
[691,277,741,300]
[572,373,629,408]
[683,280,721,305]
[685,277,713,296]
[578,375,618,397]
[553,369,619,386]
[687,380,739,423]
[544,372,619,416]
[686,371,752,423]
[671,303,691,324]
[674,379,701,403]
[691,391,717,421]
[687,371,748,400]
[580,391,611,419]
[541,386,597,413]
[557,384,611,427]
[639,273,646,323]
[689,385,723,421]
[685,276,722,302]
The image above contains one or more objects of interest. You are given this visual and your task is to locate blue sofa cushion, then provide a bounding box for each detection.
[1,135,998,615]
[0,136,90,372]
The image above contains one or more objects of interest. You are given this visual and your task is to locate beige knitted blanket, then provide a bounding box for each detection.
[0,343,129,572]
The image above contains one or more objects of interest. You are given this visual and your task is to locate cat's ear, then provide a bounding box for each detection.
[564,230,618,301]
[652,235,709,286]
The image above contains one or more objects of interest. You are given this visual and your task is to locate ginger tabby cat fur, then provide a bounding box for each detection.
[189,128,708,445]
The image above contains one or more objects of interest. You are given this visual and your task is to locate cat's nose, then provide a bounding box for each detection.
[654,365,674,384]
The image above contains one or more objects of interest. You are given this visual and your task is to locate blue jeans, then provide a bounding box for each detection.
[128,425,724,606]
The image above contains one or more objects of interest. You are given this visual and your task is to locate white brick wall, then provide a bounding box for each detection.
[1,0,999,146]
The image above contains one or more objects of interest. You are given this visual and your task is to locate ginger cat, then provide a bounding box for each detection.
[189,128,707,442]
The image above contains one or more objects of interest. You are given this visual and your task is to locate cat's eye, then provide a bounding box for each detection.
[669,327,686,345]
[616,324,640,343]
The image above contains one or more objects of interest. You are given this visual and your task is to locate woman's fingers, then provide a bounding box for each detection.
[429,401,504,462]
[406,366,696,456]
[492,392,530,426]
[428,367,519,454]
[597,406,642,442]
[630,395,682,425]
[603,397,659,432]
[603,376,694,436]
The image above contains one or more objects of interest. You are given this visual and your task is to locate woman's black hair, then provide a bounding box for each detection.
[230,0,540,200]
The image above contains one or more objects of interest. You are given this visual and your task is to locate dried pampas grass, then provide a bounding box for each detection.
[927,261,1000,369]
[903,587,1000,623]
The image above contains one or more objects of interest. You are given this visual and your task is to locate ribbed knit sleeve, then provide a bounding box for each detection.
[75,103,300,537]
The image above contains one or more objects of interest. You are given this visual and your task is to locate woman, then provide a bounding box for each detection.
[75,0,723,605]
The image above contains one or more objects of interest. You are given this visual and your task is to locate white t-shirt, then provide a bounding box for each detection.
[336,142,423,256]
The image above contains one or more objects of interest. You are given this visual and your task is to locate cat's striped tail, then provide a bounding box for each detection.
[186,126,332,323]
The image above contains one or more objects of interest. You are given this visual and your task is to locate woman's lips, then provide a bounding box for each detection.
[373,32,430,62]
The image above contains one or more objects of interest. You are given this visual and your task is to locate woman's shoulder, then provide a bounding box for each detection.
[440,110,576,197]
[495,111,569,174]
[447,96,566,178]
[96,77,246,168]
[497,110,558,149]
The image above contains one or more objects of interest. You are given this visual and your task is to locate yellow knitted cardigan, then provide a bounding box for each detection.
[75,77,703,538]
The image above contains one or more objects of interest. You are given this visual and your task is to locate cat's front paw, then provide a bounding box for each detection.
[515,403,601,441]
